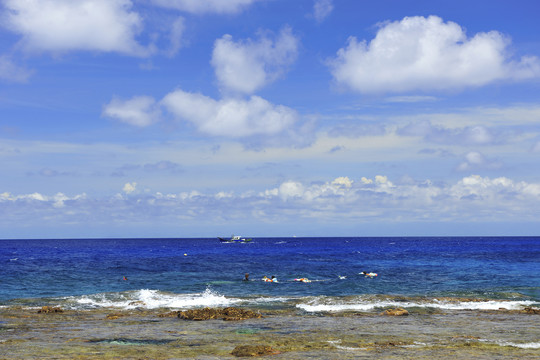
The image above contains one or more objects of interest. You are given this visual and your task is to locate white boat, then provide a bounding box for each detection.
[218,235,252,243]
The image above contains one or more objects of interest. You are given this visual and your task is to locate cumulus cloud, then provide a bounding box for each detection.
[211,26,299,94]
[0,191,86,208]
[123,182,137,194]
[150,0,259,14]
[161,89,297,137]
[312,0,333,23]
[3,175,540,229]
[329,15,540,93]
[278,181,305,200]
[3,0,150,56]
[103,96,161,127]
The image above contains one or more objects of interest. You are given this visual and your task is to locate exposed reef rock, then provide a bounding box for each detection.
[37,306,63,314]
[178,307,262,321]
[380,308,409,316]
[231,344,280,357]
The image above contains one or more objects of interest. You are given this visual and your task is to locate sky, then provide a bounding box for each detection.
[1,0,540,239]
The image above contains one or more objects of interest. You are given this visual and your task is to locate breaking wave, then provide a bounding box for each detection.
[296,295,537,312]
[64,287,239,310]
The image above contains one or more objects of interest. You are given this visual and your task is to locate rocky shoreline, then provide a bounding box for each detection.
[1,305,539,359]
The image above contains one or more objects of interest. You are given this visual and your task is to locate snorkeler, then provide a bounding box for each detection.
[361,271,378,278]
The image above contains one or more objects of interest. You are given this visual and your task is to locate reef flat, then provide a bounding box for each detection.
[1,306,539,359]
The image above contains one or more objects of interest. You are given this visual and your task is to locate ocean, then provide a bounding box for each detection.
[1,237,539,358]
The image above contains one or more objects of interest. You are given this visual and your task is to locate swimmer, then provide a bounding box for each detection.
[338,275,347,280]
[262,275,277,282]
[123,276,128,281]
[294,278,311,283]
[243,273,250,281]
[361,271,378,278]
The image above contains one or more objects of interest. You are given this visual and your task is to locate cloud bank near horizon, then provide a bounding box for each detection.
[2,175,539,230]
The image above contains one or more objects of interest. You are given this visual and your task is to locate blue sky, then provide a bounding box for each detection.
[1,0,540,238]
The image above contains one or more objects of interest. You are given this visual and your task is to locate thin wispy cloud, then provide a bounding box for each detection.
[150,0,260,14]
[312,0,334,23]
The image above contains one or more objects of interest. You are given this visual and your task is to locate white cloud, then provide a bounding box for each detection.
[329,15,540,93]
[123,182,137,194]
[211,27,299,94]
[161,89,297,137]
[150,0,259,14]
[3,175,540,231]
[0,191,86,205]
[278,181,304,200]
[0,56,32,82]
[457,151,502,171]
[103,96,161,127]
[312,0,333,23]
[3,0,150,56]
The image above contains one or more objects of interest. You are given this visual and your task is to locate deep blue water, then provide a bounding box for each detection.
[1,237,539,309]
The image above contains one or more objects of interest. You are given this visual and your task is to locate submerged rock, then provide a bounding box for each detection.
[231,345,280,357]
[37,306,63,314]
[178,307,262,321]
[380,308,409,316]
[158,311,181,318]
[523,307,540,314]
[105,313,126,320]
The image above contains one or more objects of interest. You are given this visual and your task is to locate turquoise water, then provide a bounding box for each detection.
[1,237,539,311]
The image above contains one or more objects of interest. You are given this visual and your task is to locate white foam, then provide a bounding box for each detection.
[296,297,537,312]
[500,342,540,349]
[327,340,366,351]
[69,288,239,310]
[480,339,540,349]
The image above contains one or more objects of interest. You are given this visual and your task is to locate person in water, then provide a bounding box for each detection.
[123,276,128,281]
[361,271,378,278]
[243,273,250,281]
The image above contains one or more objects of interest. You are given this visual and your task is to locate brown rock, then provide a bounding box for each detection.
[105,313,124,320]
[178,307,262,321]
[380,308,409,316]
[158,311,181,318]
[37,306,63,314]
[231,345,280,357]
[523,307,540,314]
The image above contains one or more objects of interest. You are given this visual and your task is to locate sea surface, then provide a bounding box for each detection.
[2,237,540,358]
[2,236,539,312]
